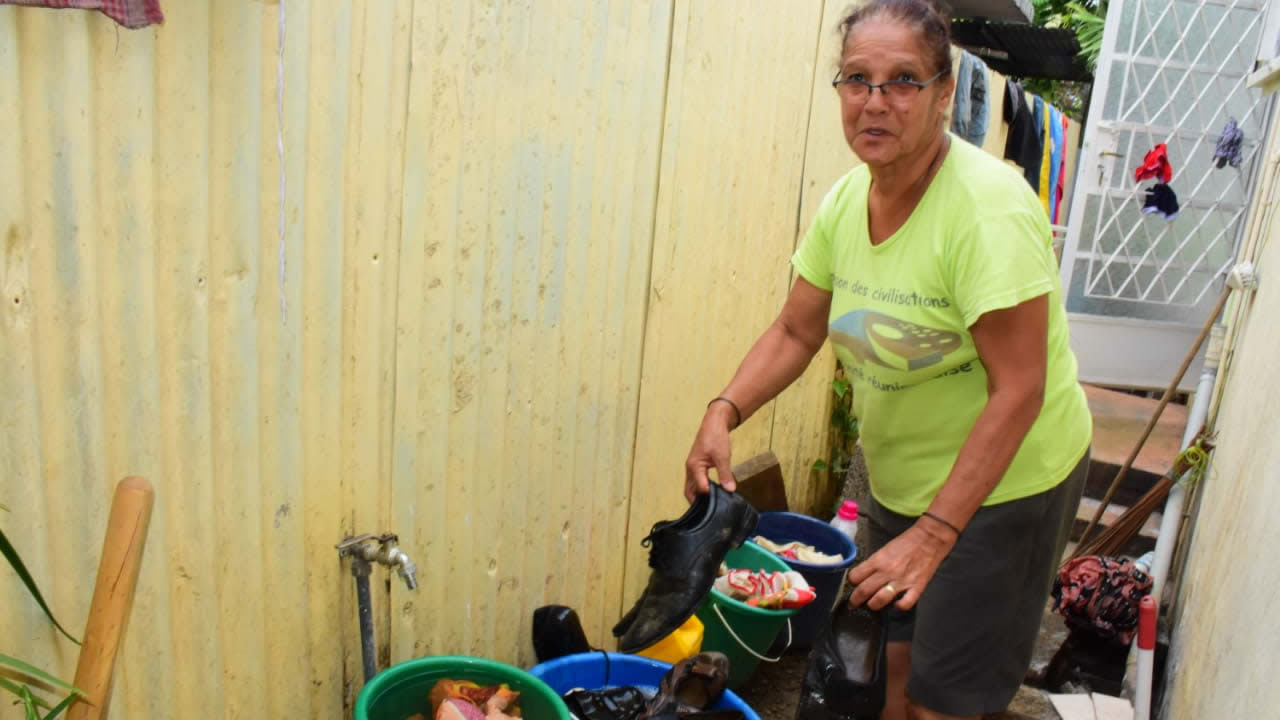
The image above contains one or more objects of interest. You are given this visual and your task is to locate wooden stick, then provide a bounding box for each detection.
[1070,286,1230,559]
[67,477,154,720]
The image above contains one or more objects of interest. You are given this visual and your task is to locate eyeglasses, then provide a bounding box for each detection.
[831,70,948,102]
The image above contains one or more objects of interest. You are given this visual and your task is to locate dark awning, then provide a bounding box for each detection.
[951,19,1093,82]
[945,0,1034,24]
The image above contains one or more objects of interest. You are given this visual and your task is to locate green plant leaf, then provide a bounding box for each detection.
[42,692,77,720]
[0,678,51,710]
[832,378,851,398]
[21,685,40,720]
[0,656,80,694]
[0,529,80,644]
[811,459,829,472]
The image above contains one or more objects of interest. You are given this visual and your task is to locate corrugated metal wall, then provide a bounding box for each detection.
[0,1,839,718]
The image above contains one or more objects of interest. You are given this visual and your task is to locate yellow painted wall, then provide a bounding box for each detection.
[1164,111,1280,719]
[0,2,1075,718]
[622,0,828,606]
[0,2,830,718]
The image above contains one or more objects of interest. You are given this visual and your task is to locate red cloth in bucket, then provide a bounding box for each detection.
[1052,555,1153,645]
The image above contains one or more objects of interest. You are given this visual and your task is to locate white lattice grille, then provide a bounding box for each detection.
[1063,0,1275,324]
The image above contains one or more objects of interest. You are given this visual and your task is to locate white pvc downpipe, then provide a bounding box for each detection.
[1148,324,1222,606]
[1130,325,1223,720]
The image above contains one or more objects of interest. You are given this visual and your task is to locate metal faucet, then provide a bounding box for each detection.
[336,532,419,683]
[336,533,418,590]
[376,538,418,590]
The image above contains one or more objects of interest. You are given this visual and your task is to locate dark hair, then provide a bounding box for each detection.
[839,0,953,76]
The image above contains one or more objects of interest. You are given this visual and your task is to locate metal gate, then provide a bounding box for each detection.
[1060,0,1276,390]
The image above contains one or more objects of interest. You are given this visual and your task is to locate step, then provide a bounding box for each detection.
[1084,384,1187,478]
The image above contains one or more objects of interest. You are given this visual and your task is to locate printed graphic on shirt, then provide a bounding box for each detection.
[829,309,963,372]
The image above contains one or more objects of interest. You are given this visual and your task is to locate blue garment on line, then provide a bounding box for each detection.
[1048,106,1064,223]
[950,50,989,147]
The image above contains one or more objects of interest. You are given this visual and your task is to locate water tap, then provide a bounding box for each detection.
[377,538,418,591]
[336,533,418,591]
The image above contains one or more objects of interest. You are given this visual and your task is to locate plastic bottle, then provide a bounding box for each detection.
[1134,550,1155,576]
[830,500,859,545]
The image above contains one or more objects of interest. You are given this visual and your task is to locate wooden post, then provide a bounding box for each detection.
[67,476,154,720]
[731,452,789,512]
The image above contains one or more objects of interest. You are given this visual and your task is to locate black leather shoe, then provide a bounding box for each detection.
[533,605,593,663]
[795,596,886,720]
[563,686,649,720]
[612,483,759,653]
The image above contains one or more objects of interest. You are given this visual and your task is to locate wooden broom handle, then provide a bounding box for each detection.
[67,477,154,720]
[1070,285,1231,558]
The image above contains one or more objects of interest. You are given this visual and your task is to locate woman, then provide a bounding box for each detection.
[683,2,1092,719]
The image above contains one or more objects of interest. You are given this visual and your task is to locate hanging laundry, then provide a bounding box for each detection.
[0,0,163,29]
[1003,80,1043,190]
[753,536,844,566]
[714,565,817,609]
[1142,183,1180,220]
[1037,98,1053,213]
[950,50,989,147]
[1134,143,1173,183]
[1054,114,1070,224]
[1048,106,1065,223]
[1214,119,1244,169]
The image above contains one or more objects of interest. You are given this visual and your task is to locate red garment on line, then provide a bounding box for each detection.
[1134,142,1173,184]
[0,0,163,30]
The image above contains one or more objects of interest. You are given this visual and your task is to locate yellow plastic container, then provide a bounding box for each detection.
[635,614,705,665]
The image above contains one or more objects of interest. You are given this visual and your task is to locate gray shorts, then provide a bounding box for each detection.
[865,448,1089,717]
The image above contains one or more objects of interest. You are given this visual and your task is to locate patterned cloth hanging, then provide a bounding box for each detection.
[1214,119,1244,169]
[0,0,163,29]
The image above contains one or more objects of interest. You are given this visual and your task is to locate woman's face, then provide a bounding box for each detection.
[837,19,954,170]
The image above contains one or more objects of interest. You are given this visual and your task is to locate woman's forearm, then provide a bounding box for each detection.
[919,295,1051,539]
[712,319,825,427]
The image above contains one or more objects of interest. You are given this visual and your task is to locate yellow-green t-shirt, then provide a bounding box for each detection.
[792,135,1091,516]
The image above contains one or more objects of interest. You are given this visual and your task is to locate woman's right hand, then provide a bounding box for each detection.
[684,404,739,502]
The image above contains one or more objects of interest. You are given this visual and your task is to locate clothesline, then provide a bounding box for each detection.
[949,48,1075,224]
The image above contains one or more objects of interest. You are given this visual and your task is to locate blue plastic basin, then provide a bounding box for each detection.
[528,652,760,720]
[752,511,857,648]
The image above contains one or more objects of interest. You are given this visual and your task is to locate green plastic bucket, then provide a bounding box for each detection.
[694,541,798,688]
[354,655,571,720]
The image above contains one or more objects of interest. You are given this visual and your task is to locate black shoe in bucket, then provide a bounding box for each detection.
[532,605,593,663]
[563,686,649,720]
[794,596,887,720]
[613,483,759,653]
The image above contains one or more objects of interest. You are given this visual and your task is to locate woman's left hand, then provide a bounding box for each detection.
[846,522,957,611]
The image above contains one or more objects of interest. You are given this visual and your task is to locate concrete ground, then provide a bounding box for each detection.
[732,603,1071,719]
